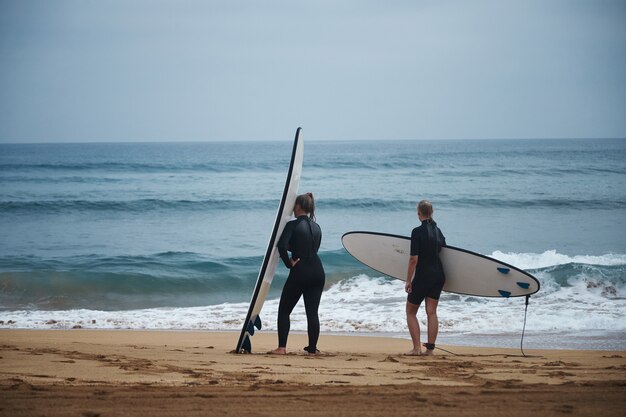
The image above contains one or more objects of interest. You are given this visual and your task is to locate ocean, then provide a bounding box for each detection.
[1,138,625,350]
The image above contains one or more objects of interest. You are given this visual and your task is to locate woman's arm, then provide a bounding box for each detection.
[277,222,295,268]
[405,255,418,293]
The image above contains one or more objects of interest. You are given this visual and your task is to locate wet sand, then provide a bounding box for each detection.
[1,330,625,416]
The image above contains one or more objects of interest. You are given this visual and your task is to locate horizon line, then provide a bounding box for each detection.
[2,137,625,145]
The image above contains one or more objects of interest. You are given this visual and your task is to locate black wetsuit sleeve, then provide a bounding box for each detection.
[318,228,322,253]
[277,221,294,269]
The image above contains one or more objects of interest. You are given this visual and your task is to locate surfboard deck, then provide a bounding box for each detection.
[341,231,540,298]
[235,128,304,353]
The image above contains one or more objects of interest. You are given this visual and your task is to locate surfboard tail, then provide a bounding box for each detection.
[241,335,252,354]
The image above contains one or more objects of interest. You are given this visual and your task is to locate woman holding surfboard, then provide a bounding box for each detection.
[405,200,446,356]
[270,192,325,355]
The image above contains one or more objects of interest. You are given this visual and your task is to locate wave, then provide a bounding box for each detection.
[0,161,282,173]
[0,142,289,174]
[321,197,626,210]
[0,252,267,310]
[0,199,278,214]
[5,160,625,176]
[490,250,626,269]
[1,249,625,343]
[0,249,624,312]
[4,196,626,215]
[0,250,363,310]
[2,272,625,342]
[0,175,126,184]
[446,197,626,209]
[0,198,410,215]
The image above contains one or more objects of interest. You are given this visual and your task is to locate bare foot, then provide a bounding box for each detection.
[268,347,287,355]
[423,349,434,356]
[403,348,422,356]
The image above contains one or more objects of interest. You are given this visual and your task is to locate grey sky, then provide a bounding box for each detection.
[1,0,625,142]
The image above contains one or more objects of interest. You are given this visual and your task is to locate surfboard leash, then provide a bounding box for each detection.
[433,345,459,356]
[431,295,536,358]
[520,295,530,357]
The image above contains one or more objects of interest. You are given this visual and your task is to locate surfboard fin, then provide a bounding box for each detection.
[498,290,511,297]
[254,315,262,330]
[497,267,510,274]
[246,320,256,336]
[516,282,530,289]
[241,335,252,353]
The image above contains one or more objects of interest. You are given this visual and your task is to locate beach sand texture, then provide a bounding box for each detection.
[1,330,625,416]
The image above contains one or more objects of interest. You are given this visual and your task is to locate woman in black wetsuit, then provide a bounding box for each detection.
[404,200,446,356]
[270,192,325,355]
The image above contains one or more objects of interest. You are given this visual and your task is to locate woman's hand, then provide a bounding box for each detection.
[405,280,412,293]
[290,258,300,268]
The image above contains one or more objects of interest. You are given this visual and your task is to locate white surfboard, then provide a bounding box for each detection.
[236,128,304,353]
[342,231,539,298]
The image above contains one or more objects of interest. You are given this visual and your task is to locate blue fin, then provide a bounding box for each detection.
[497,267,510,274]
[246,320,255,336]
[498,290,511,297]
[241,335,252,353]
[517,282,530,289]
[254,315,262,330]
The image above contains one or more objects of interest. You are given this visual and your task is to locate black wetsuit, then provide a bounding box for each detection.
[277,215,325,353]
[407,219,446,306]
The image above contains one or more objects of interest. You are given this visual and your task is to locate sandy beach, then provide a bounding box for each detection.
[0,330,624,416]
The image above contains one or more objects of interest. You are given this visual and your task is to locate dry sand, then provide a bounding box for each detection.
[1,329,625,416]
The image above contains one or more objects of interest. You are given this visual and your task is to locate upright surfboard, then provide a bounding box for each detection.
[342,231,539,298]
[236,128,304,353]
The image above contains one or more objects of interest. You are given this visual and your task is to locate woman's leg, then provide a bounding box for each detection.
[276,275,303,350]
[302,281,324,353]
[424,297,439,355]
[405,301,422,355]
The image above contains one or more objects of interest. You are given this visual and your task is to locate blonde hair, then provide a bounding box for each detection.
[417,200,433,218]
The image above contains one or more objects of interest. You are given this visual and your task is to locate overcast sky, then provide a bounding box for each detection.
[1,0,625,142]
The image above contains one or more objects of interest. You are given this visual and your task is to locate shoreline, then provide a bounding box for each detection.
[2,327,625,351]
[1,329,625,416]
